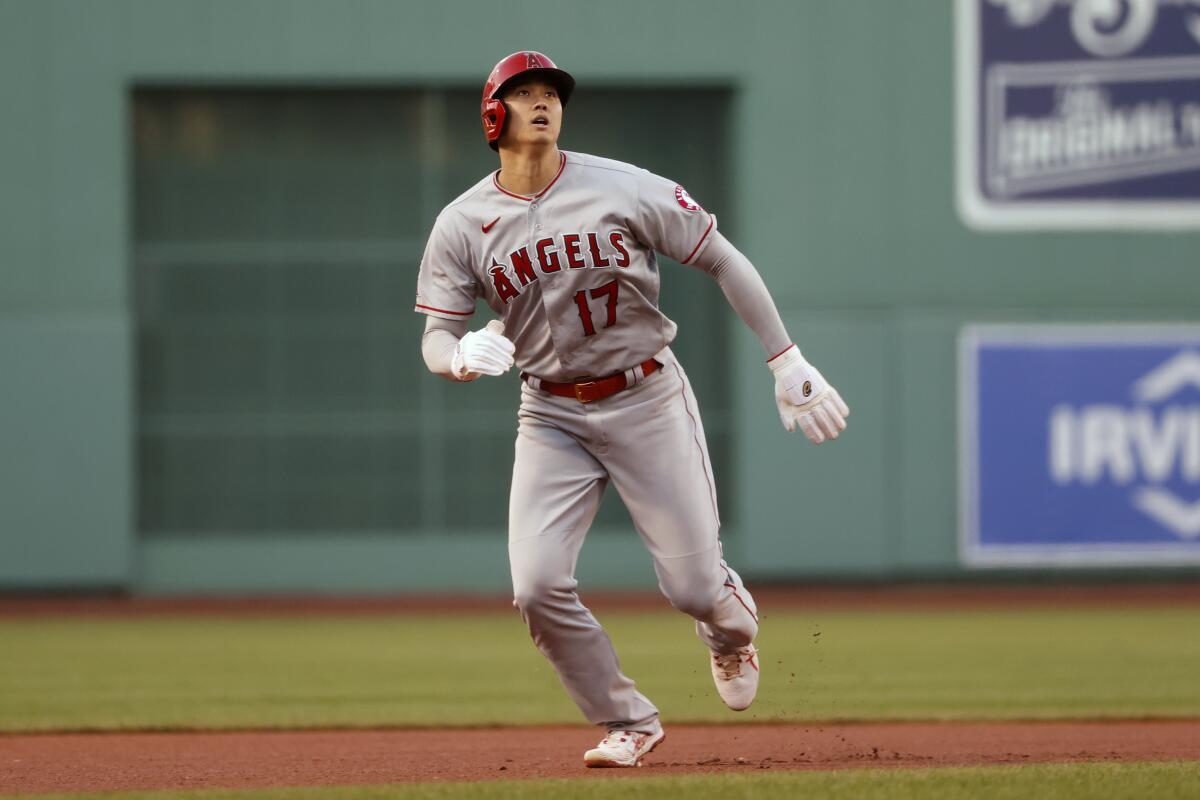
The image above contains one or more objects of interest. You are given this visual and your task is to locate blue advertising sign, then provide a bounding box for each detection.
[960,326,1200,566]
[956,0,1200,229]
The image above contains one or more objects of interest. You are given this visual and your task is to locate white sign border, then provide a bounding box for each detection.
[954,0,1200,231]
[958,323,1200,568]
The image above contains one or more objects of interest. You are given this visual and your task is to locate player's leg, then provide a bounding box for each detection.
[599,351,759,654]
[508,385,660,733]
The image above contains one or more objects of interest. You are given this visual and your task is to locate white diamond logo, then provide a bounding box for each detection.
[1132,487,1200,540]
[1132,350,1200,403]
[1128,350,1200,539]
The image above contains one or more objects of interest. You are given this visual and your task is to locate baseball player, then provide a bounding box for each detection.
[415,51,848,768]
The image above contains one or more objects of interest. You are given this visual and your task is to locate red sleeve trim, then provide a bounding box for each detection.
[681,215,716,265]
[415,303,474,316]
[767,343,796,363]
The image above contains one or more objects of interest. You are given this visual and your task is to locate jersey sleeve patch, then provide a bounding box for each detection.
[675,184,703,212]
[632,169,717,264]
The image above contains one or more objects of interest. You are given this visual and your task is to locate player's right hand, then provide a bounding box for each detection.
[451,320,515,381]
[768,345,850,444]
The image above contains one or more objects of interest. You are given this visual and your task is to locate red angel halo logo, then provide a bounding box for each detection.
[675,185,702,212]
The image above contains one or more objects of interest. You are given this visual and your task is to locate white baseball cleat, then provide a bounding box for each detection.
[583,727,665,768]
[711,644,760,711]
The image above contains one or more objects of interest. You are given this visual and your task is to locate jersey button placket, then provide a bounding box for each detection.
[527,197,568,380]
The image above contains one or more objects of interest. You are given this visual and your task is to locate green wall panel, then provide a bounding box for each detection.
[736,313,892,577]
[0,316,131,586]
[138,529,660,595]
[2,0,1198,591]
[895,313,962,572]
[0,3,48,311]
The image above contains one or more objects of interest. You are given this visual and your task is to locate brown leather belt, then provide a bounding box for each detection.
[528,358,661,404]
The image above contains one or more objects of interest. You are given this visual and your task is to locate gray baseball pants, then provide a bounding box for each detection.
[507,347,759,733]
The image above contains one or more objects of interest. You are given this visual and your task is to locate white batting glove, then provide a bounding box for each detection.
[451,320,515,381]
[768,345,850,444]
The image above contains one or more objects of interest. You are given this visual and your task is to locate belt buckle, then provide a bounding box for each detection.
[574,380,598,403]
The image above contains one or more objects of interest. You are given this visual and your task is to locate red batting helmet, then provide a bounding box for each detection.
[481,51,575,150]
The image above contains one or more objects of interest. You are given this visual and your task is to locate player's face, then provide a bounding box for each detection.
[499,79,563,149]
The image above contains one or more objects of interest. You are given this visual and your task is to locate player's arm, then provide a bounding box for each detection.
[687,231,790,358]
[414,210,515,382]
[422,316,514,382]
[689,232,849,444]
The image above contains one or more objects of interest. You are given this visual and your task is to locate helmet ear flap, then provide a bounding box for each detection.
[482,98,507,150]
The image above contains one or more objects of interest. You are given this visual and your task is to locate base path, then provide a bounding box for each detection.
[2,720,1197,795]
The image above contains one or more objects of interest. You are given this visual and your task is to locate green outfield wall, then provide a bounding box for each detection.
[2,0,1197,593]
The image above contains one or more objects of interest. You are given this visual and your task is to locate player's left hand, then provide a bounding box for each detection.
[768,345,850,444]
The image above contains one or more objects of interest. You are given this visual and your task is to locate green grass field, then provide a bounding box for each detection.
[2,605,1197,799]
[4,763,1200,800]
[1,607,1198,731]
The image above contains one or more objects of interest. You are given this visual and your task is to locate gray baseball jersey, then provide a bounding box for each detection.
[415,151,717,380]
[415,150,758,735]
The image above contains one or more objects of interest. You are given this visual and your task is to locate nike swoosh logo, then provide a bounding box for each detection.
[482,216,501,234]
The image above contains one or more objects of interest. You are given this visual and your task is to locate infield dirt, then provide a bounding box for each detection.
[3,720,1198,794]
